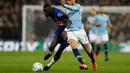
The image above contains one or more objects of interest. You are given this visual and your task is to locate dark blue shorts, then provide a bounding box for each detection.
[53,26,69,47]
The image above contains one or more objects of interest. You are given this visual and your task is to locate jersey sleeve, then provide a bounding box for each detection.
[55,8,69,23]
[63,4,80,11]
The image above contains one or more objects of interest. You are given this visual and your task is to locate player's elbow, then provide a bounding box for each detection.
[67,19,72,25]
[65,19,71,28]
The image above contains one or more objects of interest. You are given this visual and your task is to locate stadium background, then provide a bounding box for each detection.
[0,0,130,52]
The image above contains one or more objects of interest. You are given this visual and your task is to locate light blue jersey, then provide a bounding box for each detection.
[63,4,84,31]
[87,16,97,34]
[95,14,111,35]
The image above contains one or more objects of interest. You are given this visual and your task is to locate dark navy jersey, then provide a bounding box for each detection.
[46,7,69,47]
[50,7,68,23]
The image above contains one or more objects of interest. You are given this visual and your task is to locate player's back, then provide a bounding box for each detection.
[64,4,84,31]
[95,14,110,35]
[87,16,97,34]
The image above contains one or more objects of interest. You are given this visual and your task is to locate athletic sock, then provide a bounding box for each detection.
[72,49,85,64]
[47,58,55,67]
[87,50,95,63]
[91,43,95,51]
[47,45,65,67]
[48,51,53,55]
[104,43,108,58]
[96,44,100,55]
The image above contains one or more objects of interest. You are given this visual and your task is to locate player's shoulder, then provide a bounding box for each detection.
[53,7,65,16]
[104,14,109,17]
[53,7,62,12]
[96,14,100,16]
[74,3,81,8]
[76,3,81,6]
[95,14,100,18]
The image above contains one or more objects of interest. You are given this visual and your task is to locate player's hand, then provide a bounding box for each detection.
[56,21,64,26]
[97,22,102,27]
[61,0,65,5]
[61,30,67,40]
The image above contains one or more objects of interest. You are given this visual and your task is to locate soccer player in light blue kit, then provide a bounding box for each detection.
[61,0,97,70]
[85,9,97,53]
[94,6,112,61]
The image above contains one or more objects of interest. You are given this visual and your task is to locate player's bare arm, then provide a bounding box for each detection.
[107,23,112,28]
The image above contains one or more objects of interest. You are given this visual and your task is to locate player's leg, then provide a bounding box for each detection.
[81,44,97,71]
[95,35,102,59]
[67,31,88,70]
[43,44,66,71]
[91,42,95,51]
[44,27,61,60]
[44,34,69,71]
[102,35,109,61]
[95,44,101,58]
[78,29,97,71]
[89,34,96,52]
[68,39,88,70]
[44,38,58,60]
[80,36,95,64]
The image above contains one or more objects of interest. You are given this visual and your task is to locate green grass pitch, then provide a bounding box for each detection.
[0,51,130,73]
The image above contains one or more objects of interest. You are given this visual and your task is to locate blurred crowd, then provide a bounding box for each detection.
[0,0,130,41]
[109,13,130,42]
[44,0,130,6]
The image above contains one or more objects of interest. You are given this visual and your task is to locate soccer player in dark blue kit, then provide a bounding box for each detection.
[43,3,71,70]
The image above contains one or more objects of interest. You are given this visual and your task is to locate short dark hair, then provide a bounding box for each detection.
[75,0,78,3]
[43,3,51,12]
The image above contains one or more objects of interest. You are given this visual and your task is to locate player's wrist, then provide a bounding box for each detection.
[64,28,68,31]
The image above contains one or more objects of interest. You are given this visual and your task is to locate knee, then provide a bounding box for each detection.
[68,40,78,49]
[49,45,56,52]
[82,44,91,53]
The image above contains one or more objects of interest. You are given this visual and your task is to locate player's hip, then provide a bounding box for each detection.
[96,34,109,44]
[96,31,108,36]
[67,29,89,44]
[67,28,86,35]
[89,33,97,42]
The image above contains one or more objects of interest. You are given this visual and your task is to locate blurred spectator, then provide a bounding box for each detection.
[28,32,36,43]
[0,16,4,27]
[52,0,61,5]
[0,0,130,41]
[43,29,54,51]
[117,32,125,42]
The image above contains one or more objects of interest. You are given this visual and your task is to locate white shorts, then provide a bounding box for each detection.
[89,33,97,42]
[96,34,109,44]
[67,29,89,44]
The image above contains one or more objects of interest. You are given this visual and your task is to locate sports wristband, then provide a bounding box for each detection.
[64,28,68,31]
